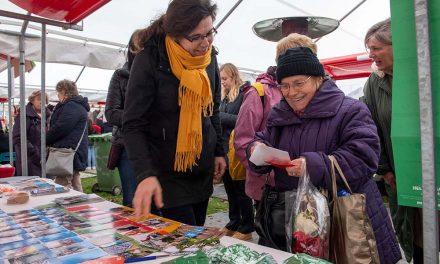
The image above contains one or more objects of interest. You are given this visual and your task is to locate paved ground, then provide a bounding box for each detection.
[206,183,259,244]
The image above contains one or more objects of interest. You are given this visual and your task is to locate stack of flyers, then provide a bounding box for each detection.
[0,208,109,264]
[109,206,182,233]
[30,185,69,196]
[39,230,107,264]
[0,239,60,264]
[75,226,157,261]
[54,194,104,206]
[65,205,119,225]
[132,225,222,256]
[0,228,32,246]
[36,205,93,231]
[108,206,136,219]
[137,231,174,251]
[12,179,53,191]
[0,176,39,184]
[10,179,69,196]
[134,216,182,233]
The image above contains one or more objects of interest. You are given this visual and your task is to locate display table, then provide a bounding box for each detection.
[0,178,293,263]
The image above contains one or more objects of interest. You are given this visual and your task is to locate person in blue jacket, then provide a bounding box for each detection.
[47,79,90,192]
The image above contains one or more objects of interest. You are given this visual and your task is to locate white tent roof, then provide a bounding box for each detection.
[0,0,389,102]
[0,30,125,70]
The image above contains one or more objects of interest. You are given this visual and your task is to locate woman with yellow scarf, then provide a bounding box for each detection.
[123,0,226,226]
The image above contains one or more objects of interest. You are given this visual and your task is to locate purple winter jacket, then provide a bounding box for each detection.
[248,79,401,264]
[234,72,282,201]
[13,103,51,176]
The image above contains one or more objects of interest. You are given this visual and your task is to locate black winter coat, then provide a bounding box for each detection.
[219,91,243,160]
[105,62,129,145]
[47,96,90,171]
[13,103,51,176]
[123,34,224,208]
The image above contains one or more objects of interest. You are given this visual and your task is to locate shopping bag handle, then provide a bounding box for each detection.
[328,155,353,198]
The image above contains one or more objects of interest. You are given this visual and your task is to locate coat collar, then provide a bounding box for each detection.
[267,78,345,127]
[374,72,392,96]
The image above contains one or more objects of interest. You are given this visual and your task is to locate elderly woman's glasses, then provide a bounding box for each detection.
[277,76,312,92]
[185,28,217,43]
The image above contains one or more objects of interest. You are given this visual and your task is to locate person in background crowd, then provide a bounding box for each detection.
[218,63,254,241]
[123,0,226,225]
[247,47,401,263]
[234,33,317,205]
[47,80,90,191]
[0,122,9,158]
[105,30,139,208]
[86,118,99,171]
[362,18,427,263]
[96,107,112,133]
[13,90,51,176]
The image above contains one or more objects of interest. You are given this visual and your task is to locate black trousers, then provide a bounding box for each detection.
[160,199,209,226]
[223,170,255,234]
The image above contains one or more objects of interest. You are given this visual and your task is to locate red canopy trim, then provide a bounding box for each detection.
[321,53,373,80]
[9,0,111,24]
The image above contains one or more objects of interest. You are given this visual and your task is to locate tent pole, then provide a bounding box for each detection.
[314,0,367,42]
[414,0,439,262]
[215,0,244,29]
[6,56,13,165]
[19,19,29,176]
[75,66,86,84]
[41,23,47,178]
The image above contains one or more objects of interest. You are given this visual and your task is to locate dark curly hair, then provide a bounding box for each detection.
[132,0,217,53]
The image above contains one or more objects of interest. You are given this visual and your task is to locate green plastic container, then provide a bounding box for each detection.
[88,133,122,195]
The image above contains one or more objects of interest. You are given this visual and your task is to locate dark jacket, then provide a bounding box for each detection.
[105,62,129,146]
[123,34,224,209]
[219,88,244,161]
[248,79,401,264]
[47,96,90,171]
[13,103,51,176]
[362,72,415,261]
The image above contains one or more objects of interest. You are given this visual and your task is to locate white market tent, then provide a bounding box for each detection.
[0,19,126,102]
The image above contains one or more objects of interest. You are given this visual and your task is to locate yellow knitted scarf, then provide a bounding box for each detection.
[165,35,213,172]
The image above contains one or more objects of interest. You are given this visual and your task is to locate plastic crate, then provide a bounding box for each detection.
[0,167,15,178]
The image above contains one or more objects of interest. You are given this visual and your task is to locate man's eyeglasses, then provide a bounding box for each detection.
[277,76,312,92]
[185,28,217,43]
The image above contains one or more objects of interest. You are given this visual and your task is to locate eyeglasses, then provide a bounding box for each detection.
[277,76,312,92]
[185,28,217,43]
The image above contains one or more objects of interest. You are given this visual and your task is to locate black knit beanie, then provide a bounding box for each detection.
[276,47,325,83]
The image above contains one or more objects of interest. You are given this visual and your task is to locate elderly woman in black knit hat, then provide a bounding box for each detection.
[246,47,401,263]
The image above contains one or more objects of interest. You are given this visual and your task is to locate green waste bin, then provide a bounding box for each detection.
[88,133,122,195]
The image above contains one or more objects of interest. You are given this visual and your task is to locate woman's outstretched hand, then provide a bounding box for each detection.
[133,176,164,219]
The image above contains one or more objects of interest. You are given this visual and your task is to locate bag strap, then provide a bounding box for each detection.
[328,155,353,197]
[74,121,88,152]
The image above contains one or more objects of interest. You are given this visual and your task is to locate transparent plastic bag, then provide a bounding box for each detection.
[291,163,330,260]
